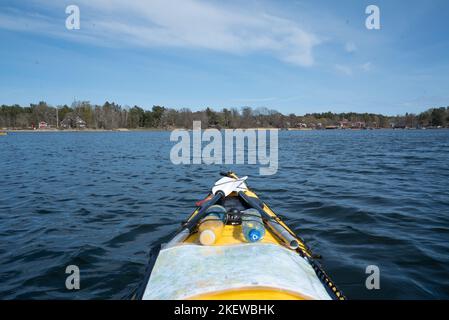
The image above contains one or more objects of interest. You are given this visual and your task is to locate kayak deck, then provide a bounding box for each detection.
[190,287,309,300]
[138,183,345,300]
[184,192,310,251]
[185,222,281,246]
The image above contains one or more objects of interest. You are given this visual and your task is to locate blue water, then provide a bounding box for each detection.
[1,130,448,299]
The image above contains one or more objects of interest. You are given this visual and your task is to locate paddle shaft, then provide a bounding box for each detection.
[238,191,299,250]
[166,191,224,247]
[185,191,224,231]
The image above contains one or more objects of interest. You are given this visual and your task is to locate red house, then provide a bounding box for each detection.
[38,121,48,129]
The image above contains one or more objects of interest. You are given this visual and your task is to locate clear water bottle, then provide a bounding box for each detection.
[242,209,265,242]
[198,214,224,245]
[198,205,227,246]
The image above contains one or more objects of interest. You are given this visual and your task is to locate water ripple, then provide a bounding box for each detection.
[0,130,448,299]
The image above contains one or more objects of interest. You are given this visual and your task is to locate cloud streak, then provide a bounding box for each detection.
[1,0,321,67]
[335,64,352,76]
[361,62,372,72]
[345,42,357,53]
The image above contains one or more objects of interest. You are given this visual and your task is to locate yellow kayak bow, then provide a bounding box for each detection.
[136,172,345,300]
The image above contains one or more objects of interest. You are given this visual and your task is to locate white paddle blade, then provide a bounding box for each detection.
[213,177,235,186]
[212,180,239,196]
[212,176,248,196]
[235,176,248,191]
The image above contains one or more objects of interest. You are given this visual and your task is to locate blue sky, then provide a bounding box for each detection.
[1,0,449,115]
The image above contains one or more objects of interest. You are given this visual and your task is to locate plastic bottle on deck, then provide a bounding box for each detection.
[198,205,226,245]
[242,209,265,243]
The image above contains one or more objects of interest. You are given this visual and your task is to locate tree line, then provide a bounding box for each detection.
[1,101,448,129]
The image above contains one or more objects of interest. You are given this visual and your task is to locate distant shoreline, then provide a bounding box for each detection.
[3,127,448,133]
[2,103,449,132]
[3,128,165,133]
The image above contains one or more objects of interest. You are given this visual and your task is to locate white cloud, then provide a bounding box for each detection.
[345,41,357,53]
[361,62,373,72]
[1,0,321,67]
[335,64,352,76]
